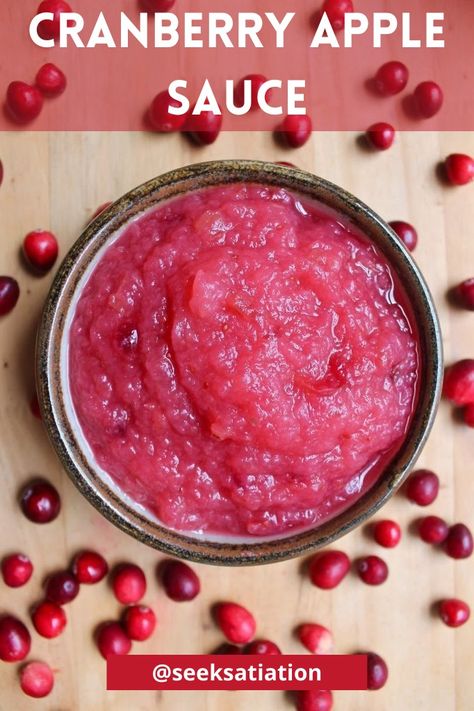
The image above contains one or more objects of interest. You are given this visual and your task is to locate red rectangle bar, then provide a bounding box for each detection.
[107,654,368,691]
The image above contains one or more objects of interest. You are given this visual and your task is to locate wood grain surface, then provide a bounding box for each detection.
[0,130,473,711]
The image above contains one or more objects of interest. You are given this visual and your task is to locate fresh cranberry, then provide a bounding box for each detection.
[36,1,72,41]
[72,550,108,584]
[321,0,353,31]
[112,563,146,604]
[444,154,474,186]
[374,61,409,96]
[366,122,395,150]
[405,469,439,506]
[186,109,223,145]
[439,599,470,628]
[275,161,297,167]
[35,63,67,98]
[308,550,350,589]
[464,403,474,428]
[141,0,175,11]
[0,276,20,316]
[20,479,61,523]
[245,639,281,655]
[161,560,200,601]
[23,230,58,272]
[367,652,388,690]
[45,571,79,604]
[418,515,449,544]
[279,114,312,148]
[0,615,31,662]
[32,601,67,638]
[413,81,443,119]
[30,393,42,419]
[389,220,418,252]
[444,523,473,559]
[443,361,474,404]
[298,623,334,654]
[90,201,112,221]
[96,621,131,659]
[215,603,256,644]
[20,661,54,698]
[148,90,187,132]
[214,643,242,654]
[6,82,43,124]
[295,689,334,711]
[454,278,474,310]
[1,553,33,587]
[235,74,269,111]
[356,555,388,585]
[122,605,156,641]
[373,520,401,548]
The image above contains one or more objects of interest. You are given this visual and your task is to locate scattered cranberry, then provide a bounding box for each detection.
[214,642,242,654]
[36,63,67,97]
[36,1,72,41]
[0,615,31,662]
[367,652,388,690]
[141,0,175,11]
[245,639,281,655]
[464,403,474,428]
[23,230,59,273]
[32,601,67,638]
[148,90,187,132]
[444,154,474,186]
[30,393,42,419]
[0,276,20,316]
[373,520,401,548]
[439,599,470,628]
[279,114,312,148]
[235,74,269,111]
[454,278,474,310]
[275,161,297,167]
[161,560,200,602]
[298,623,334,654]
[413,81,443,119]
[405,469,439,506]
[444,523,473,560]
[215,602,256,644]
[90,201,112,221]
[112,563,146,604]
[186,109,223,145]
[6,82,43,124]
[72,550,108,584]
[295,689,334,711]
[321,0,353,31]
[389,220,418,252]
[308,550,350,589]
[443,361,474,405]
[45,571,79,604]
[96,621,131,659]
[374,61,409,96]
[123,605,156,641]
[356,555,388,586]
[366,122,395,151]
[418,515,449,544]
[1,553,33,587]
[20,661,54,698]
[20,479,60,523]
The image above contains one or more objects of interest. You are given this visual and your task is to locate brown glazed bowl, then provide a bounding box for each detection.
[36,160,443,566]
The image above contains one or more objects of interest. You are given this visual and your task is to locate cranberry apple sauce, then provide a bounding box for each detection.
[69,183,419,537]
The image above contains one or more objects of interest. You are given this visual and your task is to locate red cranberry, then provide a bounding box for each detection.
[298,623,334,654]
[32,601,67,638]
[23,230,58,272]
[245,639,281,655]
[418,515,449,544]
[444,523,473,559]
[20,661,54,698]
[356,555,388,585]
[308,550,350,589]
[373,520,401,548]
[112,563,146,604]
[72,550,108,584]
[215,602,256,644]
[389,220,418,252]
[141,0,175,11]
[405,469,439,506]
[454,278,474,310]
[96,621,131,659]
[214,643,242,654]
[367,652,388,690]
[36,1,72,41]
[443,361,474,404]
[279,114,312,148]
[1,553,33,587]
[45,571,79,604]
[439,599,470,628]
[30,393,42,419]
[148,90,187,132]
[186,109,223,145]
[414,81,443,119]
[295,689,333,711]
[0,615,31,662]
[20,479,60,523]
[366,122,395,151]
[36,63,67,98]
[235,74,269,111]
[6,82,43,124]
[444,154,474,186]
[161,560,200,601]
[322,0,353,31]
[0,276,20,316]
[464,403,474,428]
[275,161,297,167]
[374,61,409,96]
[122,605,156,641]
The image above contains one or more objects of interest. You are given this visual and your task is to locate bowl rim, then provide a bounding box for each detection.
[36,159,443,566]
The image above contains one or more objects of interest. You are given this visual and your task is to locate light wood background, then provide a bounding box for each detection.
[0,130,473,711]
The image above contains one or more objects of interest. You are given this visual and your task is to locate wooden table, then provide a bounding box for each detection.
[1,130,473,710]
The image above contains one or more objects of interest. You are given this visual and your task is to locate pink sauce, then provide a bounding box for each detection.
[69,184,419,537]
